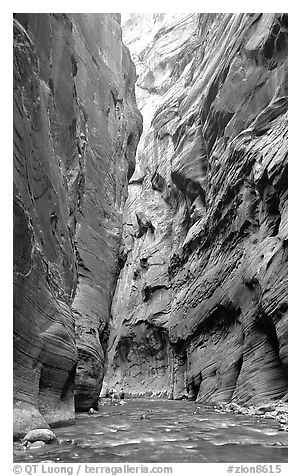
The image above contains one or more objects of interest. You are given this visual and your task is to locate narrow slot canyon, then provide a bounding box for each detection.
[13,13,288,464]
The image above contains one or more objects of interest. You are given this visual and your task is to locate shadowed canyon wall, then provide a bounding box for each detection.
[106,13,288,405]
[13,13,142,437]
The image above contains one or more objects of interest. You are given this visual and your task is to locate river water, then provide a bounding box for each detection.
[14,399,288,463]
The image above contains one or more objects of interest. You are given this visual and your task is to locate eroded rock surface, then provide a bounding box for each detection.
[106,13,288,405]
[13,13,141,437]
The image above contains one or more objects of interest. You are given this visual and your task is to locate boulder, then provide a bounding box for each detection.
[28,441,47,449]
[22,429,57,444]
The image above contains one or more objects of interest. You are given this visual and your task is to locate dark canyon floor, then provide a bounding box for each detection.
[14,399,287,464]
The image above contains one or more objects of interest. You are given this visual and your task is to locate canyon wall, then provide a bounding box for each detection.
[106,13,288,405]
[13,13,142,437]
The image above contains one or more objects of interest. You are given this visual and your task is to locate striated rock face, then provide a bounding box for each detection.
[106,13,288,405]
[13,13,142,437]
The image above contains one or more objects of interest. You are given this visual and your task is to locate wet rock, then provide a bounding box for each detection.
[139,414,149,420]
[58,438,77,445]
[28,441,47,449]
[258,404,276,413]
[214,399,288,431]
[279,415,288,424]
[21,428,57,444]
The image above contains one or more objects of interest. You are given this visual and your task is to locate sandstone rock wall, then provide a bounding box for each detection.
[13,13,142,437]
[106,13,288,405]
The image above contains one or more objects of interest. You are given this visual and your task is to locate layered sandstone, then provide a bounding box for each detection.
[13,13,141,437]
[106,13,288,405]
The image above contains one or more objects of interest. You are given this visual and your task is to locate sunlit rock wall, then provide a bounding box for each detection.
[13,13,142,437]
[107,13,288,405]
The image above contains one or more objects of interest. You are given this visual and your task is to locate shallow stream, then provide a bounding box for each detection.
[14,399,288,463]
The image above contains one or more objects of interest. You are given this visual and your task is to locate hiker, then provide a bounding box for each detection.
[110,387,117,404]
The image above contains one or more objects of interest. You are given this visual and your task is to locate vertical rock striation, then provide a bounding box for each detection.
[107,13,288,405]
[13,13,142,437]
